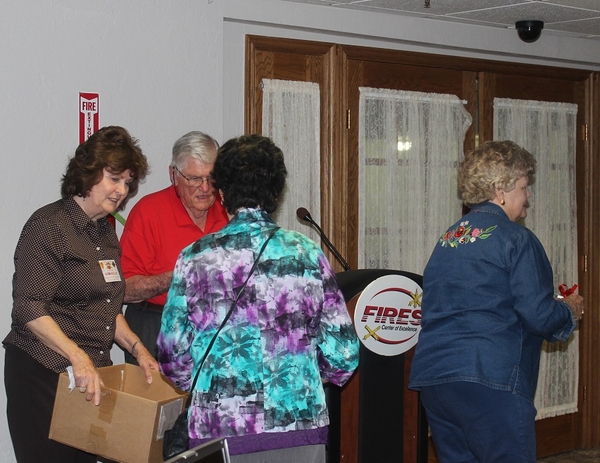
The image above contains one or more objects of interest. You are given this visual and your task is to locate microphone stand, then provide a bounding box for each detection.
[297,208,351,271]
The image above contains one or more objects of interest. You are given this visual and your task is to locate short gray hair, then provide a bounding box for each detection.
[458,140,536,207]
[171,131,219,168]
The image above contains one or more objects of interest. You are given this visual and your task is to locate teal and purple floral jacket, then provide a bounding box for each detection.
[157,208,359,451]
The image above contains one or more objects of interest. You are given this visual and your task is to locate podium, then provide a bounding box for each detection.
[326,269,428,463]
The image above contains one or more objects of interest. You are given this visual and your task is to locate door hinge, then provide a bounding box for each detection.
[347,109,351,130]
[583,124,588,141]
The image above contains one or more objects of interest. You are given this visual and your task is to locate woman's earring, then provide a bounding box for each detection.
[501,199,505,205]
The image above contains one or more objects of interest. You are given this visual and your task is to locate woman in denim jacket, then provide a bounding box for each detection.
[409,140,584,463]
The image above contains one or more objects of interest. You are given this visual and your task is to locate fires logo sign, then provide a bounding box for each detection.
[353,274,423,356]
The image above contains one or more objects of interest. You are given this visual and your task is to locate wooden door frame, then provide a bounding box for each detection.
[581,72,600,447]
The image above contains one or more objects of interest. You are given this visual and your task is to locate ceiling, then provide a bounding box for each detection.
[280,0,600,41]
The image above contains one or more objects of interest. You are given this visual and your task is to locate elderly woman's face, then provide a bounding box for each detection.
[502,176,531,222]
[82,168,132,221]
[172,157,217,216]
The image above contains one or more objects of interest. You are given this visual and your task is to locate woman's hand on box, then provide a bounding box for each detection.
[71,351,105,405]
[136,345,160,383]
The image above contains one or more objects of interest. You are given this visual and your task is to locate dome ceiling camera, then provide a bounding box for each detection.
[516,20,544,43]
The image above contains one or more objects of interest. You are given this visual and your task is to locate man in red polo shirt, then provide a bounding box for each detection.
[120,131,229,363]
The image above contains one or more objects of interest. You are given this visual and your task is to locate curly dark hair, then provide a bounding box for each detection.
[61,126,149,210]
[213,134,287,215]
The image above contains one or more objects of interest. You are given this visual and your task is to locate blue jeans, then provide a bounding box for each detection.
[420,381,537,463]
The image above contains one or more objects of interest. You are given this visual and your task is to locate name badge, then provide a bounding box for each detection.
[99,260,121,283]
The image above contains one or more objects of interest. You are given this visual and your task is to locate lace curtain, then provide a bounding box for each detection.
[261,79,321,243]
[358,88,472,274]
[494,98,579,419]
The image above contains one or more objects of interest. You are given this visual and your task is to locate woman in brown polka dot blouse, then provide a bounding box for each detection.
[3,126,159,463]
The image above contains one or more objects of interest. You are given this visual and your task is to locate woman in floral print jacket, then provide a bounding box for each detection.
[157,134,359,463]
[409,140,584,463]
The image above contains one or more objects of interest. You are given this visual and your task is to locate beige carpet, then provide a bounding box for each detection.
[538,449,600,462]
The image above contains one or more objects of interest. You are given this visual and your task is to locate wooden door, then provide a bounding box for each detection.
[246,35,436,463]
[245,35,347,268]
[340,46,479,463]
[478,69,591,458]
[340,44,596,460]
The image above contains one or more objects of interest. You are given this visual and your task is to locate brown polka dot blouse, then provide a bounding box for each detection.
[3,197,124,373]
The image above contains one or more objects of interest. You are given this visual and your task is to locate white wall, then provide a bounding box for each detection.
[1,0,599,460]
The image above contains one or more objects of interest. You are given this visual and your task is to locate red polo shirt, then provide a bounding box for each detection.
[119,186,228,305]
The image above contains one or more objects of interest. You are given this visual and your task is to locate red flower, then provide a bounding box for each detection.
[454,226,465,238]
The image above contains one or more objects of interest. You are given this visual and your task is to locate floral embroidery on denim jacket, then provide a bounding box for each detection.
[440,221,497,247]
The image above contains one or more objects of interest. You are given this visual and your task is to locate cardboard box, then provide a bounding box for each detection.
[50,363,188,463]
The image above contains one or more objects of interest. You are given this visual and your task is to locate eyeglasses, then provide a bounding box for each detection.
[174,166,214,188]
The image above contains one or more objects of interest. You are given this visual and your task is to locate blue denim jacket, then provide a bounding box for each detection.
[408,202,576,403]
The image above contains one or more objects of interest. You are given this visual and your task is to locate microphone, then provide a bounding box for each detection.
[296,207,351,271]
